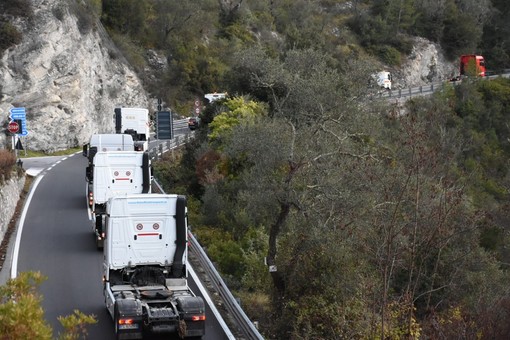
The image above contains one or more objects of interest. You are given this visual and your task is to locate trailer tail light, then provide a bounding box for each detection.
[88,192,93,206]
[118,318,134,325]
[118,318,139,330]
[191,315,206,321]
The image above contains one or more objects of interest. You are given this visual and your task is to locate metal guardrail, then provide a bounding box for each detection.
[150,130,265,340]
[188,232,264,340]
[371,72,510,100]
[148,134,190,160]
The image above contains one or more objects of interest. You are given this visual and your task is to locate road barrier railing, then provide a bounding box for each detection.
[150,132,265,340]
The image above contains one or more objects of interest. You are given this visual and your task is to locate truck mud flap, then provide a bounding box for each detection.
[114,299,143,340]
[95,215,105,250]
[177,296,206,338]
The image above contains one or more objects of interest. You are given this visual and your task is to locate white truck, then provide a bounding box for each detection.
[373,71,392,90]
[86,150,152,248]
[114,107,151,151]
[83,134,135,164]
[103,194,206,339]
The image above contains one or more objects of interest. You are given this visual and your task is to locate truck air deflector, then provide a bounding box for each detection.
[172,196,187,278]
[114,107,122,134]
[142,152,150,193]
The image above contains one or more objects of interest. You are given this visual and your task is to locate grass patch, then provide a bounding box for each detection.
[19,147,82,158]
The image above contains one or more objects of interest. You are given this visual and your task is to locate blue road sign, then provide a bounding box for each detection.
[8,107,27,135]
[9,107,26,121]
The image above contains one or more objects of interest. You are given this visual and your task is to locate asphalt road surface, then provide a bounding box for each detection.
[3,152,231,339]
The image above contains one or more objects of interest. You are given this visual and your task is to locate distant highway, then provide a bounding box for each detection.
[372,72,510,101]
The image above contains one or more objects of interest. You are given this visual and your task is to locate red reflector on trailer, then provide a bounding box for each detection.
[191,315,206,321]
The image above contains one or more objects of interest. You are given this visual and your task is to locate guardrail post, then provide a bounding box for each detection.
[419,86,422,94]
[398,89,402,98]
[431,83,434,92]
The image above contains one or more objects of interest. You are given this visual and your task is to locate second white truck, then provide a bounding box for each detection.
[86,150,152,248]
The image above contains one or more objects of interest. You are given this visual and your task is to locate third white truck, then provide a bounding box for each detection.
[114,107,151,151]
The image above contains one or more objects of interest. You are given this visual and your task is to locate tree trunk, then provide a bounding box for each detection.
[267,201,290,297]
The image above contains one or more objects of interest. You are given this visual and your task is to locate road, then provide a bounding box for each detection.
[2,138,231,339]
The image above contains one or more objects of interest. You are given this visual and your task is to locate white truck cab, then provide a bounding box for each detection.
[374,71,392,90]
[114,107,150,151]
[83,133,134,159]
[86,151,152,248]
[103,194,205,339]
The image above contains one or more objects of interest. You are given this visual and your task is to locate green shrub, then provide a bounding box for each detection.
[378,45,402,66]
[69,1,96,35]
[0,21,22,55]
[365,44,401,66]
[0,0,33,18]
[0,149,17,182]
[194,226,247,287]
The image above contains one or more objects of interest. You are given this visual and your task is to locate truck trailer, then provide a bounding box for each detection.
[86,150,152,248]
[103,194,206,339]
[114,107,151,151]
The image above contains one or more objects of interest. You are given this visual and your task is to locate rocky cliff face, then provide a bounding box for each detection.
[395,37,457,89]
[0,0,150,153]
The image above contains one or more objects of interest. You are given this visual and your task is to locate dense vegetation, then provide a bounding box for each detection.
[156,68,510,338]
[106,0,510,338]
[2,0,510,338]
[0,272,96,339]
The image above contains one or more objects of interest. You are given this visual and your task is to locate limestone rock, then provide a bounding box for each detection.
[397,37,457,88]
[0,0,150,153]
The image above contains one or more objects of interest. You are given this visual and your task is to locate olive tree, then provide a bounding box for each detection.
[0,271,96,339]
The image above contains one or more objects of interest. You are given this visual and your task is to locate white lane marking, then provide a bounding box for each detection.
[11,175,44,279]
[188,265,236,339]
[11,153,77,278]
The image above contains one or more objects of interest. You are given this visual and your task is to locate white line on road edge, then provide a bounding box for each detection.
[10,154,75,279]
[10,174,44,279]
[189,260,236,339]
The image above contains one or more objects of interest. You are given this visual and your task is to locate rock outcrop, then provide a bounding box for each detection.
[396,37,457,88]
[0,0,150,153]
[0,172,25,251]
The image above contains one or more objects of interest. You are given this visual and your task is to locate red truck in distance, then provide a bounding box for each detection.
[460,55,486,77]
